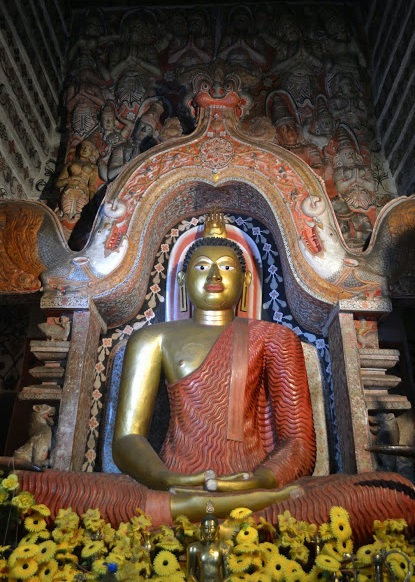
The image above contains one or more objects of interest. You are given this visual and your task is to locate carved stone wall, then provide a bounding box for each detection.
[365,1,415,196]
[0,1,69,200]
[43,1,398,250]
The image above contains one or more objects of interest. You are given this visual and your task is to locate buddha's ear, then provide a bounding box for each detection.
[244,270,252,287]
[177,271,187,312]
[177,270,186,286]
[240,270,252,313]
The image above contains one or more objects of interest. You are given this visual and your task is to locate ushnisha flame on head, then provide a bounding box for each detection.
[203,207,227,239]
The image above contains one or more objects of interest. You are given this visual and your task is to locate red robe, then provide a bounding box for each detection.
[161,319,316,485]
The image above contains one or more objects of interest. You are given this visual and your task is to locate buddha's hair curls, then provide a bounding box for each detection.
[181,237,246,272]
[201,513,219,527]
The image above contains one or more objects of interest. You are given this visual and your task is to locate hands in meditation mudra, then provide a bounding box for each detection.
[112,209,315,520]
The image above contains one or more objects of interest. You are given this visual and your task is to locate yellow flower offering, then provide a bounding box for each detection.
[230,507,253,520]
[153,550,181,576]
[1,473,19,491]
[236,526,259,544]
[315,554,342,572]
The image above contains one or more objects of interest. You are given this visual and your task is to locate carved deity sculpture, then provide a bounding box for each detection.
[167,8,213,68]
[55,140,100,239]
[328,125,376,244]
[271,92,325,181]
[107,100,164,181]
[95,101,134,182]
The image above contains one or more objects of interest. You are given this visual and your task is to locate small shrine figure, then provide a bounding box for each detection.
[187,505,231,582]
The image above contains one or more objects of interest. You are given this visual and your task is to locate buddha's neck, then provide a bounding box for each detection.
[192,308,235,326]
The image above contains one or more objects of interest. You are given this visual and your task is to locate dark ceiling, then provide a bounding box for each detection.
[69,0,364,9]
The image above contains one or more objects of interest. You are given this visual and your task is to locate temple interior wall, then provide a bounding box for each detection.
[365,0,415,196]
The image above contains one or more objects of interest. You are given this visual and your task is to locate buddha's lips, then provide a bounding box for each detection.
[204,283,224,292]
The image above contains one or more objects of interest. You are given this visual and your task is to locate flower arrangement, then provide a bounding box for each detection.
[1,471,414,581]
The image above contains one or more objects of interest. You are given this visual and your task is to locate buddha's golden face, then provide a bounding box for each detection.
[185,245,246,311]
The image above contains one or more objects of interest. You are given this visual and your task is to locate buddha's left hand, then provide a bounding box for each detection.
[205,467,278,491]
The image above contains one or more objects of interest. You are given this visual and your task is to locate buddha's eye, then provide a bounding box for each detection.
[219,264,234,271]
[194,264,208,270]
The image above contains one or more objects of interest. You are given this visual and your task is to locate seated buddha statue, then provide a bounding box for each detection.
[15,210,415,543]
[113,209,315,516]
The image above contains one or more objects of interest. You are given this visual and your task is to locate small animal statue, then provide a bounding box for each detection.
[14,404,55,467]
[38,316,71,341]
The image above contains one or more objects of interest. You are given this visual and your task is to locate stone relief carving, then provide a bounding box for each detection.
[50,4,397,251]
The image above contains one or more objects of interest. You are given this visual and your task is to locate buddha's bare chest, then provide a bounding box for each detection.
[162,327,225,382]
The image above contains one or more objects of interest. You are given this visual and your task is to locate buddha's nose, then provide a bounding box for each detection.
[207,263,221,281]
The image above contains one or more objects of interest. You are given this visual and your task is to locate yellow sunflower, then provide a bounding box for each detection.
[315,554,342,572]
[9,558,38,580]
[318,523,333,541]
[355,544,380,565]
[250,573,272,582]
[36,531,50,541]
[56,551,79,565]
[386,555,410,581]
[228,553,253,573]
[35,541,57,564]
[265,553,288,582]
[259,542,279,558]
[284,560,305,575]
[357,566,376,581]
[330,515,352,541]
[329,506,349,521]
[230,507,253,520]
[336,538,353,555]
[251,556,264,571]
[24,515,47,533]
[156,537,184,552]
[153,550,181,576]
[19,534,39,545]
[38,559,58,581]
[9,543,39,565]
[321,542,343,561]
[236,526,259,545]
[309,564,325,582]
[285,569,309,582]
[234,542,259,554]
[81,540,106,559]
[91,558,108,576]
[52,570,76,582]
[31,504,51,517]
